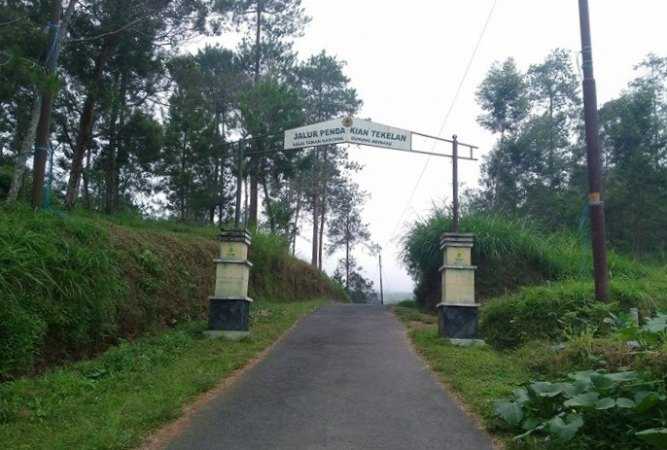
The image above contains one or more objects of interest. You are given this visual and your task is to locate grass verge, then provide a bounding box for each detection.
[0,205,344,378]
[393,303,535,449]
[0,299,323,450]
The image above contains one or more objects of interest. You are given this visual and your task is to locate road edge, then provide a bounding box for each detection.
[389,307,505,450]
[138,303,325,450]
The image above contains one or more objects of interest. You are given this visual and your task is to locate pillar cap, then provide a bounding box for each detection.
[218,229,252,244]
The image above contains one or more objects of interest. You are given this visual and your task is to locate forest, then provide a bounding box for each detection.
[2,2,666,281]
[1,0,375,292]
[470,49,667,258]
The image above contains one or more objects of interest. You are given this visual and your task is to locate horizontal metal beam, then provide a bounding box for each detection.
[243,143,477,161]
[411,131,478,149]
[353,143,478,161]
[224,130,479,161]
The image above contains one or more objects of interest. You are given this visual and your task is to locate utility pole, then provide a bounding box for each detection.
[452,135,460,233]
[578,0,609,302]
[377,246,384,305]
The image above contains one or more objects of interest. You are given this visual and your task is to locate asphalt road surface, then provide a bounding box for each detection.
[167,304,494,450]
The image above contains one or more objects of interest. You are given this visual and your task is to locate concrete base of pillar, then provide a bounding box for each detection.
[208,297,252,336]
[437,303,479,339]
[448,338,486,347]
[204,330,250,341]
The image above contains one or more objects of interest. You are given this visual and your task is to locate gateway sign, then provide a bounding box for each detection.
[284,118,412,152]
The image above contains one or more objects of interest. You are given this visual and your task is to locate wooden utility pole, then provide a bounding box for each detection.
[578,0,609,302]
[376,245,384,305]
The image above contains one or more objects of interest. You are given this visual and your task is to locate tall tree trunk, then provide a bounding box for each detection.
[31,88,56,209]
[65,37,116,209]
[104,74,121,214]
[211,111,222,224]
[317,147,329,270]
[261,174,275,233]
[292,183,302,256]
[32,0,78,208]
[217,135,226,225]
[82,146,91,209]
[112,75,128,211]
[6,94,41,203]
[179,131,188,221]
[244,175,249,224]
[249,168,259,227]
[212,153,220,224]
[247,1,263,227]
[254,1,262,84]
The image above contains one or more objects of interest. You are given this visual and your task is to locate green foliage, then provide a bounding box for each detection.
[600,55,667,256]
[0,300,322,449]
[616,312,667,350]
[476,58,530,136]
[481,273,667,349]
[0,207,343,378]
[401,210,644,309]
[0,206,126,377]
[474,50,667,257]
[396,300,419,309]
[494,370,667,449]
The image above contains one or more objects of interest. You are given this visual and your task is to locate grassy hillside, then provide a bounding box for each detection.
[0,206,345,379]
[402,211,646,310]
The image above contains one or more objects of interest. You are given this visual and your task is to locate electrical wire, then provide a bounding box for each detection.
[388,0,499,242]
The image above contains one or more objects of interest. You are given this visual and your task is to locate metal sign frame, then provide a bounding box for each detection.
[227,118,478,231]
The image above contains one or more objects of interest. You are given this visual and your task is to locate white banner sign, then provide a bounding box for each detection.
[284,117,412,152]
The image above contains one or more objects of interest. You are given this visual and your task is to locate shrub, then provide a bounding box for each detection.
[481,275,667,349]
[401,210,644,310]
[494,370,667,449]
[481,281,611,349]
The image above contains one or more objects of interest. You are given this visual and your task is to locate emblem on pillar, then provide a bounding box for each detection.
[437,233,481,342]
[206,229,253,340]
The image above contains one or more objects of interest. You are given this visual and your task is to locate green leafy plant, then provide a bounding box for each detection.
[494,370,667,449]
[616,313,667,350]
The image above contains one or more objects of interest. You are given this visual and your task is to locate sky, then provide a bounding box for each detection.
[209,1,667,294]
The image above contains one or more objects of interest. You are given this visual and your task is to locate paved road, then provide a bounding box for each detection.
[167,304,494,450]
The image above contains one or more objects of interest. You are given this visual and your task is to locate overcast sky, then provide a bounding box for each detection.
[209,1,667,295]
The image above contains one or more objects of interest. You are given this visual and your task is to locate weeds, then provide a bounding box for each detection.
[494,370,667,449]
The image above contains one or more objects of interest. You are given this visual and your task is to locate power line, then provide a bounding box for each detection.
[389,0,498,242]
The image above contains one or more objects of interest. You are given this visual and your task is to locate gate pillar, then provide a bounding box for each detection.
[437,233,480,342]
[206,229,253,340]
